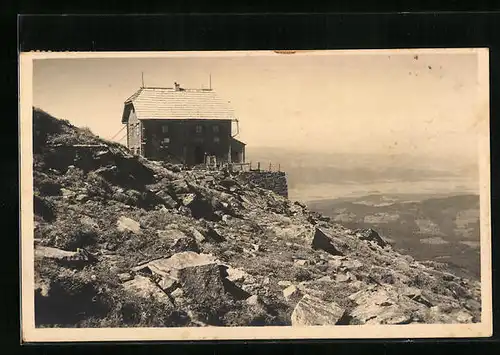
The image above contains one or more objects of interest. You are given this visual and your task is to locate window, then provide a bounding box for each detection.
[195,125,203,134]
[213,136,220,143]
[160,137,170,149]
[212,125,219,133]
[162,124,169,133]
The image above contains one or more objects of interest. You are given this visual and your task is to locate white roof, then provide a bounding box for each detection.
[123,87,236,121]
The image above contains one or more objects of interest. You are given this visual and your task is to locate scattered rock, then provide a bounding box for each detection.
[172,236,200,253]
[454,310,474,323]
[294,259,309,266]
[311,227,343,256]
[335,272,355,283]
[35,246,97,267]
[158,275,179,293]
[220,178,238,189]
[206,227,225,243]
[178,206,192,217]
[182,193,197,206]
[316,275,333,283]
[160,193,179,208]
[245,295,262,307]
[251,243,261,252]
[117,272,133,282]
[171,287,184,298]
[75,194,88,202]
[225,267,250,283]
[32,110,483,328]
[190,227,206,243]
[278,280,293,288]
[341,259,363,270]
[122,275,173,305]
[80,215,98,229]
[355,228,386,248]
[117,216,141,234]
[401,286,433,307]
[327,256,344,269]
[155,229,200,252]
[169,179,190,195]
[156,228,185,240]
[447,281,472,299]
[465,299,481,313]
[283,285,301,301]
[291,294,346,326]
[35,246,77,261]
[60,188,76,198]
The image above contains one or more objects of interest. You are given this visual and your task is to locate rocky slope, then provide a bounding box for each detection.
[32,108,481,328]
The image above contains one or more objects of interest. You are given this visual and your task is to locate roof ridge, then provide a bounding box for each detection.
[142,86,214,92]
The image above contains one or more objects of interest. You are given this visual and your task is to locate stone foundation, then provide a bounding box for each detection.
[237,171,288,198]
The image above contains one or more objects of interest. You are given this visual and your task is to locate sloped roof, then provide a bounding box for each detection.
[231,137,246,147]
[123,87,236,121]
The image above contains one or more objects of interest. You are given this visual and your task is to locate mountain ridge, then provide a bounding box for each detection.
[32,108,481,328]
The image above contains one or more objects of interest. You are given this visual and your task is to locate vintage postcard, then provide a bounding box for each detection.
[19,49,492,342]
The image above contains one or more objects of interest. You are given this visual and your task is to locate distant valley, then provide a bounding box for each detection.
[307,193,481,280]
[246,146,481,280]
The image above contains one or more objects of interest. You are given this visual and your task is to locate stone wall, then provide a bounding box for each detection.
[237,171,288,198]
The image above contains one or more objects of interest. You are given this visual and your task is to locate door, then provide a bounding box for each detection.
[193,145,205,165]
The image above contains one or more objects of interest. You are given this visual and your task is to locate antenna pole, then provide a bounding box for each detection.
[141,72,145,87]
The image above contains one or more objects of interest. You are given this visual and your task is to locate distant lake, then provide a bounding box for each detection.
[290,176,479,203]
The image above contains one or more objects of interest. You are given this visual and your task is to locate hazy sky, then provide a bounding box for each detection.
[33,51,482,162]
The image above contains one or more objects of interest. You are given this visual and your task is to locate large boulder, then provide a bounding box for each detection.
[137,252,222,299]
[348,287,418,325]
[138,251,218,280]
[181,193,218,221]
[350,303,413,325]
[171,236,200,253]
[155,190,178,209]
[167,179,191,196]
[122,275,173,305]
[35,246,97,267]
[156,229,200,253]
[291,294,346,326]
[311,227,343,256]
[354,228,386,248]
[178,263,226,303]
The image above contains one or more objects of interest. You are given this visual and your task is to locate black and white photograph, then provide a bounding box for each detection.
[19,49,492,341]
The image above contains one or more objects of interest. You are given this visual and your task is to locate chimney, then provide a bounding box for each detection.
[174,82,180,91]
